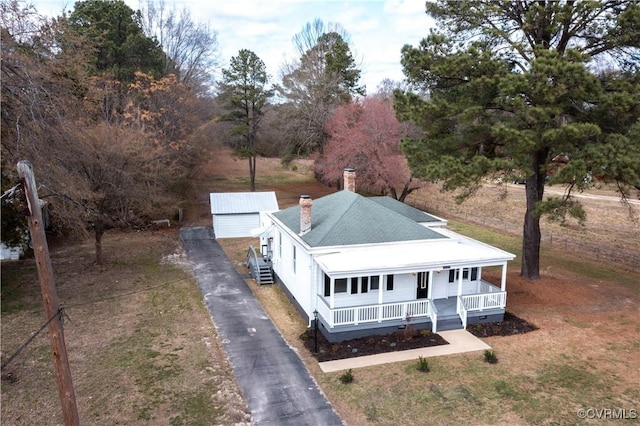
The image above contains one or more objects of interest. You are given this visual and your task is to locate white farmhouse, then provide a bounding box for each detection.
[258,169,515,342]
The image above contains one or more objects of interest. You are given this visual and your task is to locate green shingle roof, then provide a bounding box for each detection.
[272,191,446,247]
[368,196,443,223]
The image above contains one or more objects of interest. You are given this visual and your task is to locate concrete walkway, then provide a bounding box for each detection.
[180,227,344,426]
[319,329,491,373]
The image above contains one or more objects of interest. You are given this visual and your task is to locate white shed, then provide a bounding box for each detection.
[209,192,279,238]
[0,242,23,261]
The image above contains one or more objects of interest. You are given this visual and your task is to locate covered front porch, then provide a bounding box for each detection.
[316,280,506,336]
[312,236,514,342]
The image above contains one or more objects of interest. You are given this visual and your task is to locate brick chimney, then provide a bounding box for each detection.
[344,168,356,192]
[299,195,312,235]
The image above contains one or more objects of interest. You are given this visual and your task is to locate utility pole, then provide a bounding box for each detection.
[17,161,80,426]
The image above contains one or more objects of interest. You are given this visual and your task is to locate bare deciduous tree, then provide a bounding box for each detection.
[140,0,220,95]
[291,18,351,57]
[276,20,364,158]
[60,123,180,264]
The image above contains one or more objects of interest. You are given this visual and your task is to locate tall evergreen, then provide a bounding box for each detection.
[395,1,640,279]
[217,49,272,192]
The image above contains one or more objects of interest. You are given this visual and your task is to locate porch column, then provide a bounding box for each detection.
[457,267,463,296]
[330,277,335,309]
[427,271,434,299]
[501,262,507,291]
[378,274,384,323]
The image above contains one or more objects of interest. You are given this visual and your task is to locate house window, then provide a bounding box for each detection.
[335,278,347,293]
[370,275,380,290]
[292,245,296,274]
[324,274,330,297]
[350,278,358,294]
[386,275,394,291]
[278,231,282,257]
[471,267,478,281]
[361,277,369,293]
[449,268,479,282]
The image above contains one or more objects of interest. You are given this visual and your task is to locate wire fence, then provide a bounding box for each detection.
[409,200,639,273]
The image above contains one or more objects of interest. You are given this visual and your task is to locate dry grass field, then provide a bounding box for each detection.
[2,147,638,425]
[1,229,251,425]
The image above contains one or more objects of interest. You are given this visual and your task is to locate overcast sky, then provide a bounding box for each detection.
[30,0,435,93]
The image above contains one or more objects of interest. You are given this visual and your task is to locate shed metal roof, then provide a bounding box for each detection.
[272,190,446,247]
[210,192,279,215]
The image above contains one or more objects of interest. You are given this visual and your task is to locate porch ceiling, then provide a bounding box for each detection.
[315,238,515,276]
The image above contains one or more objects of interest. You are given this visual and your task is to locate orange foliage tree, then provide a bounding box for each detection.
[316,96,422,201]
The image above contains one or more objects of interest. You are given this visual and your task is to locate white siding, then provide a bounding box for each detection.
[429,269,482,298]
[324,273,418,308]
[213,213,260,238]
[210,192,278,238]
[387,274,416,303]
[272,234,313,314]
[432,273,450,299]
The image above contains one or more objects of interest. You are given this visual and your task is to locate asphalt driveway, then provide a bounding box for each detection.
[179,226,343,425]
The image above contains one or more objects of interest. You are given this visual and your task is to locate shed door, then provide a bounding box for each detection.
[416,272,429,299]
[214,213,259,238]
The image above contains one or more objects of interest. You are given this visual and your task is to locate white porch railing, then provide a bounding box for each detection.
[457,297,468,329]
[457,291,507,330]
[478,280,502,293]
[428,299,438,333]
[316,288,505,332]
[317,299,435,328]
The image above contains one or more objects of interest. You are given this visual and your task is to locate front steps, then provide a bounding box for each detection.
[247,256,273,285]
[246,245,274,285]
[436,317,464,331]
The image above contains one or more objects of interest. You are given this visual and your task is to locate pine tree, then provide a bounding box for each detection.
[395,0,640,279]
[217,49,272,191]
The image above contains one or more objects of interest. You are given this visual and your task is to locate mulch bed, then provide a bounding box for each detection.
[302,328,448,362]
[466,311,538,337]
[302,312,537,362]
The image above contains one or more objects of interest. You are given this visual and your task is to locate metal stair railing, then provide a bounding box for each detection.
[246,245,260,283]
[246,245,273,285]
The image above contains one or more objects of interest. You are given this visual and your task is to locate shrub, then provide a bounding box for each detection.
[421,329,431,337]
[416,356,430,372]
[339,369,354,384]
[299,331,310,341]
[363,404,378,422]
[484,350,498,364]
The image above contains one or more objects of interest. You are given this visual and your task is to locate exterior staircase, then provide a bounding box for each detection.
[436,317,464,331]
[246,246,274,285]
